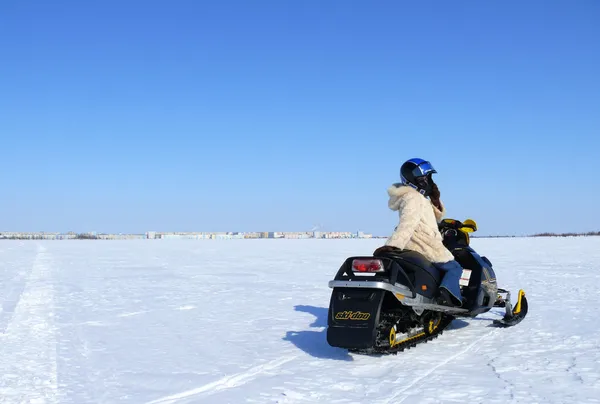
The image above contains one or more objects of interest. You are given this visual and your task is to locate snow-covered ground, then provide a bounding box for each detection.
[1,237,599,403]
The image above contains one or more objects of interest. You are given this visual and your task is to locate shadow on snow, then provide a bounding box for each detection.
[283,306,493,359]
[283,305,353,361]
[446,318,470,330]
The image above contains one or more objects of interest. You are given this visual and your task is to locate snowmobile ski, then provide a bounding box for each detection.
[492,289,528,327]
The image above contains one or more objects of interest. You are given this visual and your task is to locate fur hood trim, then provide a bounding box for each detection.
[387,183,446,221]
[387,183,423,211]
[383,183,454,263]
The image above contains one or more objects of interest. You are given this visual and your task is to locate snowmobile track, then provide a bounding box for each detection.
[350,312,454,355]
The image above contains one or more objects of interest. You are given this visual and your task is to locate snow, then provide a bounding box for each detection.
[1,237,600,403]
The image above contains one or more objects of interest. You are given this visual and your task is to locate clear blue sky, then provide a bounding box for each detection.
[1,0,599,236]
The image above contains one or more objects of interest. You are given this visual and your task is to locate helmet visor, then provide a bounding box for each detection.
[412,160,437,177]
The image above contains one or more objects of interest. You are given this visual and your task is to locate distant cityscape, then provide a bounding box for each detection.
[0,230,380,240]
[1,230,598,241]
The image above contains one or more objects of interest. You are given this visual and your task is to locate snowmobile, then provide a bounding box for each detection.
[326,218,528,354]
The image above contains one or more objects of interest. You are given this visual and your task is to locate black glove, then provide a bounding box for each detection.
[430,183,442,210]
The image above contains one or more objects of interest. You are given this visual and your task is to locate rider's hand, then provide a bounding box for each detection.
[430,182,440,199]
[430,183,442,210]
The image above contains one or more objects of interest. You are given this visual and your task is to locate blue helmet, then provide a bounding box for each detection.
[400,158,437,196]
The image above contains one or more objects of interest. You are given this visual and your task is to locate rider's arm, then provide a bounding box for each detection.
[385,193,421,250]
[430,182,446,222]
[432,199,446,222]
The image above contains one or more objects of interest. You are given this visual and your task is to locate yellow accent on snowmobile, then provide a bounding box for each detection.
[428,317,442,334]
[335,311,371,321]
[390,325,429,347]
[461,219,477,232]
[456,218,477,245]
[458,219,477,246]
[463,231,470,245]
[397,331,426,345]
[513,290,526,315]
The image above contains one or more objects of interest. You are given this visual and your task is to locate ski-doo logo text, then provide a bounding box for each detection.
[335,311,371,321]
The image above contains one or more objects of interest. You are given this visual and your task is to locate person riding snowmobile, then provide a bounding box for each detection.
[375,158,464,307]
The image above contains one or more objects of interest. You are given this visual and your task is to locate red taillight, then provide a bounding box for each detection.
[352,259,385,273]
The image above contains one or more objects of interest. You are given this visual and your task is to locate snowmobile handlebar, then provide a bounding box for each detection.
[439,218,477,233]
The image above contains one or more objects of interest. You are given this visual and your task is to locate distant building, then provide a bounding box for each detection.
[0,229,374,241]
[282,232,311,239]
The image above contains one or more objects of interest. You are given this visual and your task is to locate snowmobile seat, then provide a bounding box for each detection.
[374,248,442,298]
[375,248,441,282]
[393,251,441,283]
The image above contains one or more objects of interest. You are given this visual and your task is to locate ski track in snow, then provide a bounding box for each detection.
[0,238,599,403]
[145,355,299,404]
[379,328,497,404]
[0,244,58,403]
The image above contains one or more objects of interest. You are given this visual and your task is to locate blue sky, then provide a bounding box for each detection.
[1,0,599,236]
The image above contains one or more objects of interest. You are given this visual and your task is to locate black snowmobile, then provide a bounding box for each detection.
[326,218,528,354]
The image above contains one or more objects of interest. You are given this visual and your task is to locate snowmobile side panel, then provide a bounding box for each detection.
[450,246,498,314]
[373,250,442,299]
[328,280,469,315]
[328,280,413,296]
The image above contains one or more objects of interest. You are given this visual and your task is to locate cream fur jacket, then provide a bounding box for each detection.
[384,183,455,263]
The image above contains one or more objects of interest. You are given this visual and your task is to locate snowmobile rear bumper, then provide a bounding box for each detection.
[328,280,413,296]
